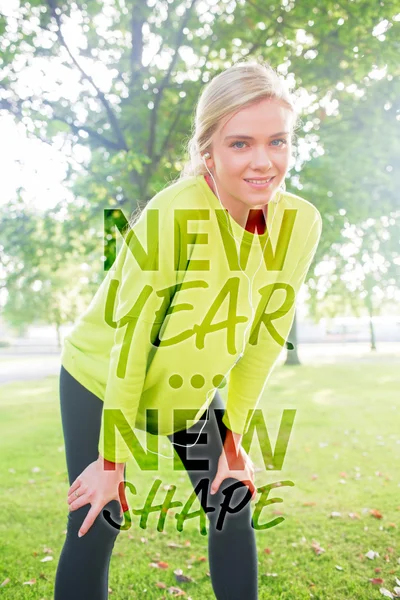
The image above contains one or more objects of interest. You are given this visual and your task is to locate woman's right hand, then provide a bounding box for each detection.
[67,454,127,538]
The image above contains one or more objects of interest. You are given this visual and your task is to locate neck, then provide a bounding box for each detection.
[204,174,268,234]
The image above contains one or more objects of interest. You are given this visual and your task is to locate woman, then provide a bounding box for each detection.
[55,60,322,599]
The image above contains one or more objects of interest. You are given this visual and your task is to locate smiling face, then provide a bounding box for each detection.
[204,97,294,227]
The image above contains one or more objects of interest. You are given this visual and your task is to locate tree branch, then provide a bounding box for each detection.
[146,0,199,162]
[143,37,217,185]
[46,0,128,151]
[130,0,149,92]
[52,115,124,150]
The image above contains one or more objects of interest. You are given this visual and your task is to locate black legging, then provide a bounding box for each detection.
[55,365,258,599]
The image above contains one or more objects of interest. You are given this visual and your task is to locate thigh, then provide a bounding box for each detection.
[167,391,252,530]
[59,366,124,529]
[59,365,105,485]
[167,389,227,482]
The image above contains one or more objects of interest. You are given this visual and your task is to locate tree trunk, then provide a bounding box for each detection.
[368,313,377,351]
[365,293,377,351]
[284,309,301,366]
[55,322,62,350]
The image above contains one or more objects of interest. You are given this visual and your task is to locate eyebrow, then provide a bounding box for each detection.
[224,132,290,141]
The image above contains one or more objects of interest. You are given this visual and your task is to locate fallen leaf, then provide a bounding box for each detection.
[264,548,272,554]
[371,509,383,519]
[156,582,167,589]
[40,556,53,562]
[335,565,343,571]
[393,586,400,596]
[379,588,393,598]
[370,578,384,585]
[311,541,325,555]
[303,502,316,506]
[348,512,360,519]
[23,579,36,585]
[1,579,10,587]
[330,512,341,518]
[365,550,380,560]
[174,569,194,583]
[168,542,184,549]
[140,537,148,543]
[167,586,186,596]
[264,572,278,577]
[197,556,207,562]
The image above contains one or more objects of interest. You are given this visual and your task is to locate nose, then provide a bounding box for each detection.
[250,148,273,171]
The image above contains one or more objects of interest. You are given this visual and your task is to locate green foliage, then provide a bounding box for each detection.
[0,0,399,330]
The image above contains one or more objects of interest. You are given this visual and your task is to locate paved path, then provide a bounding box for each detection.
[0,354,61,384]
[0,343,399,385]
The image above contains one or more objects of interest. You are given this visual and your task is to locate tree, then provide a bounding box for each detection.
[0,195,98,346]
[1,0,399,357]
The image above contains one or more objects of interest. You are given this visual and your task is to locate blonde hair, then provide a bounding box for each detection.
[177,59,299,181]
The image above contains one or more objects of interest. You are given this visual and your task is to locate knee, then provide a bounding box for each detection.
[66,499,124,540]
[207,477,253,532]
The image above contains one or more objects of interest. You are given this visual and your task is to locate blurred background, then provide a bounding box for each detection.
[0,1,399,599]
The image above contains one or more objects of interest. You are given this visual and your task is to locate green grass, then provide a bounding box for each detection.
[0,361,399,599]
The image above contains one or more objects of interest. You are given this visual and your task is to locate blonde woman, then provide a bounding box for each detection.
[55,60,322,599]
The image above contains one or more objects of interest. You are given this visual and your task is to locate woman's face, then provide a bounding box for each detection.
[205,97,293,223]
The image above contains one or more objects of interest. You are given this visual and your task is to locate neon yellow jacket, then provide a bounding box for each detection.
[61,175,322,462]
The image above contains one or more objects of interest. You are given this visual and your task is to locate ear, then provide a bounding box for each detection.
[204,154,214,171]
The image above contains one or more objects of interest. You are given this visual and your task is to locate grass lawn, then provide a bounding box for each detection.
[0,359,399,599]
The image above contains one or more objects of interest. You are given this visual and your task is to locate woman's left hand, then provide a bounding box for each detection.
[210,444,257,501]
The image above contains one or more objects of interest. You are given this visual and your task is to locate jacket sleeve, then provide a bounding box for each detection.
[222,211,322,435]
[98,200,177,463]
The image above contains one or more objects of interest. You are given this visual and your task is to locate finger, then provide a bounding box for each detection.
[69,491,90,513]
[210,476,222,495]
[78,503,101,538]
[67,485,87,505]
[67,478,81,497]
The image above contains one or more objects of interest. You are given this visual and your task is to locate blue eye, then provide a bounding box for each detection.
[231,141,247,149]
[271,138,288,147]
